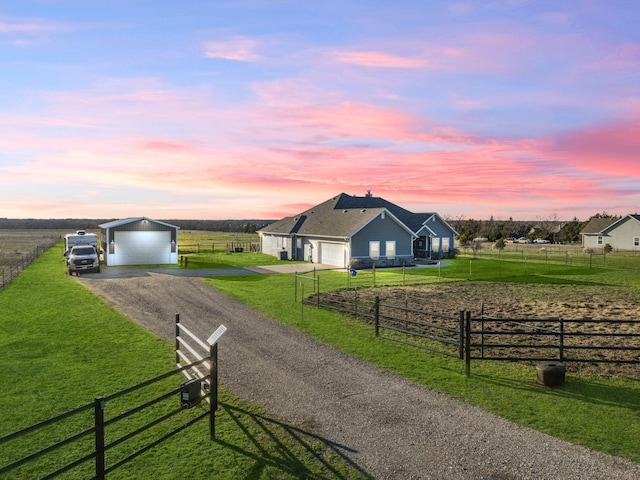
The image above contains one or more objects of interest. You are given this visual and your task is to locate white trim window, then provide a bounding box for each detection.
[432,237,440,253]
[369,241,380,260]
[634,237,639,247]
[442,237,450,253]
[597,236,603,245]
[385,241,396,259]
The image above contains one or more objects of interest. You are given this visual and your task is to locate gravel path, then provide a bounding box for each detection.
[77,269,640,480]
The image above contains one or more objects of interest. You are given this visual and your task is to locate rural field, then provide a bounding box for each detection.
[1,229,640,478]
[0,230,65,288]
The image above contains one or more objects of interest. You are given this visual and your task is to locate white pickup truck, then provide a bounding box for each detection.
[66,245,100,275]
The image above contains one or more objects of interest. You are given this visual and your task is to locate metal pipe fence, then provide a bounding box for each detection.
[0,315,226,479]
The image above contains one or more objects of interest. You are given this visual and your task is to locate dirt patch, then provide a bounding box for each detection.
[317,282,640,377]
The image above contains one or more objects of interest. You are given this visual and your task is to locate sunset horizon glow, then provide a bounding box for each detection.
[1,1,639,222]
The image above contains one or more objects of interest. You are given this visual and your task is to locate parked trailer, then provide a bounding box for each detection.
[64,230,98,254]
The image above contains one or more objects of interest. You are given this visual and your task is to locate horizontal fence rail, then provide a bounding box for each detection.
[308,288,640,376]
[465,315,640,376]
[0,315,226,479]
[0,359,211,479]
[374,296,464,359]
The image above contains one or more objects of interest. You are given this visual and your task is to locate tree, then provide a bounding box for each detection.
[560,217,585,244]
[500,217,515,240]
[535,213,559,241]
[480,216,499,241]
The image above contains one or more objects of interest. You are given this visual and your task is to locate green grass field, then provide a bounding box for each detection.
[203,250,640,464]
[2,233,640,478]
[0,245,370,480]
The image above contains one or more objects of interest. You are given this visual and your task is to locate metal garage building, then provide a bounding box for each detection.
[99,217,179,266]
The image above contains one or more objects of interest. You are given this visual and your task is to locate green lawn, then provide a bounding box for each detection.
[2,242,639,477]
[0,246,370,479]
[205,253,640,464]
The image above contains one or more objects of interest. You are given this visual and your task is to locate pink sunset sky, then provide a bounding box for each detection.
[1,1,639,221]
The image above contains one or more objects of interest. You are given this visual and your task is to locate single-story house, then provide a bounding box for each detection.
[258,192,457,268]
[581,214,640,251]
[99,217,180,266]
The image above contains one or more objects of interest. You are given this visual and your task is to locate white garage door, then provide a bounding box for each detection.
[319,242,345,267]
[114,231,171,266]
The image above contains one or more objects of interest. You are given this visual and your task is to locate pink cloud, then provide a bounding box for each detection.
[545,118,640,177]
[203,37,262,61]
[0,19,60,33]
[330,50,427,68]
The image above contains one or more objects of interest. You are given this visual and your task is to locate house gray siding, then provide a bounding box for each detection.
[581,215,640,251]
[350,215,413,268]
[426,219,455,258]
[257,193,455,268]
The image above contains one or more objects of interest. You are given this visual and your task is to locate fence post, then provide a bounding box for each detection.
[559,318,564,362]
[317,276,320,308]
[354,287,358,319]
[458,311,464,360]
[209,342,218,440]
[465,311,471,377]
[175,314,180,365]
[374,296,379,336]
[94,396,106,480]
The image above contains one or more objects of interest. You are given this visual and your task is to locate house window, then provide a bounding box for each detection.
[386,241,396,259]
[634,237,639,247]
[442,238,450,253]
[432,237,440,252]
[597,236,603,245]
[369,241,380,260]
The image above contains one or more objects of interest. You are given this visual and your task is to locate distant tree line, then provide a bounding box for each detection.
[445,212,620,245]
[0,218,274,233]
[1,212,620,242]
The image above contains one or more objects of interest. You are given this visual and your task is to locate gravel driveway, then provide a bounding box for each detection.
[77,268,640,480]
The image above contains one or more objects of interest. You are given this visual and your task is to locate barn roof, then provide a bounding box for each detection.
[99,217,180,230]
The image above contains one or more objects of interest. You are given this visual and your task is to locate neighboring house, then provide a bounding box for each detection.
[580,214,640,250]
[99,217,179,266]
[258,192,457,268]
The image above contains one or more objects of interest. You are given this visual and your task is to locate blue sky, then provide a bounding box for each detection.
[1,1,639,220]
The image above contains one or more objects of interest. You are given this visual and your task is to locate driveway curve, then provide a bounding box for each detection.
[76,269,640,480]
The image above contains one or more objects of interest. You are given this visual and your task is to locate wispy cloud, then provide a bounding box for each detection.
[203,36,262,61]
[329,50,427,68]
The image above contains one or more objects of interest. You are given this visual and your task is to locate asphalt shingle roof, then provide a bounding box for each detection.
[259,193,440,237]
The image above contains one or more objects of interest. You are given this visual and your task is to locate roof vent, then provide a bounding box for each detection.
[343,210,348,213]
[361,209,366,213]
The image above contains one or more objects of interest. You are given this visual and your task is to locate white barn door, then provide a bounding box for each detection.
[114,231,171,265]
